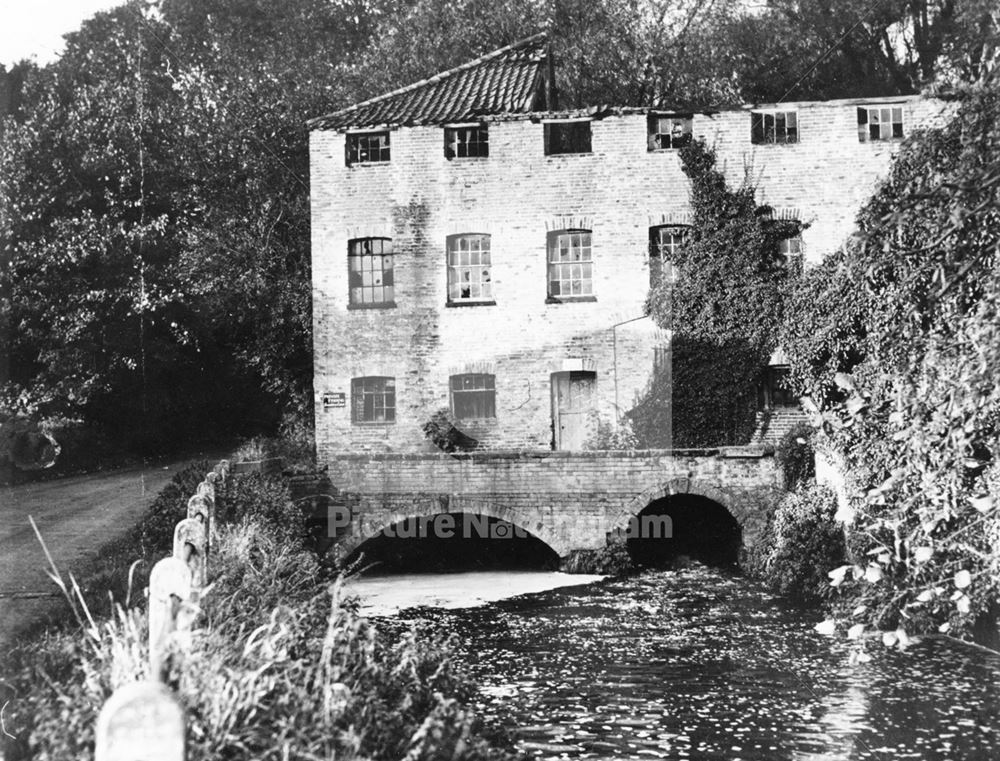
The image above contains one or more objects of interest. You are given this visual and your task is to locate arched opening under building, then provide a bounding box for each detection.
[344,512,560,574]
[626,494,741,569]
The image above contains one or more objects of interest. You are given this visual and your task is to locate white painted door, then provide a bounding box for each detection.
[552,371,596,450]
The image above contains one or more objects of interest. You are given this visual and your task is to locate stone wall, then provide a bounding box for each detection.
[328,448,783,556]
[311,96,953,456]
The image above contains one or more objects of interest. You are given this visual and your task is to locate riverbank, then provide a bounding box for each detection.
[345,570,606,615]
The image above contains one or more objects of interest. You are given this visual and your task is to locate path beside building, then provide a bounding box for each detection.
[0,456,215,649]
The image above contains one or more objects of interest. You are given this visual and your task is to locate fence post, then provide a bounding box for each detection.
[186,493,214,551]
[173,518,208,589]
[148,558,192,683]
[96,681,185,761]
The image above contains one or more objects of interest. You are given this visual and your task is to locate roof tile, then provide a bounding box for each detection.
[308,33,550,131]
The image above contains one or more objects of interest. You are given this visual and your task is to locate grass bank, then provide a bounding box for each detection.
[0,464,517,760]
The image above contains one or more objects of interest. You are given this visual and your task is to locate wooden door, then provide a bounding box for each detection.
[552,371,596,450]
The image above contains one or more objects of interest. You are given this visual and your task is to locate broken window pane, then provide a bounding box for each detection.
[346,131,391,165]
[446,234,493,304]
[857,105,904,142]
[547,230,593,300]
[751,110,799,144]
[648,114,693,150]
[348,237,394,306]
[444,124,489,159]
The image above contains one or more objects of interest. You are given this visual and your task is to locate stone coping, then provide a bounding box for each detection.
[324,446,772,462]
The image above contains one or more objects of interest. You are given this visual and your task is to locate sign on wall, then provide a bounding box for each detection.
[322,392,346,410]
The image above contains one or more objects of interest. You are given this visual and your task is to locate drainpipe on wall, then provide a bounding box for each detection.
[611,315,649,423]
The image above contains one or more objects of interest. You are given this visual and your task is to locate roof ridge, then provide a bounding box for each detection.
[308,32,548,127]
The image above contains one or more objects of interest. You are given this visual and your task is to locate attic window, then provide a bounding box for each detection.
[346,131,390,165]
[751,110,798,144]
[544,121,592,155]
[857,106,904,142]
[445,124,489,159]
[648,114,692,150]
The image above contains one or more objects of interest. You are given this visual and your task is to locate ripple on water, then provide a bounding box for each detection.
[394,565,1000,760]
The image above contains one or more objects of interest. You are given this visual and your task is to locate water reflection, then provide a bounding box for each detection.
[391,565,1000,760]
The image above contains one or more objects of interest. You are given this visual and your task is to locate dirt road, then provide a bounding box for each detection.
[0,456,217,648]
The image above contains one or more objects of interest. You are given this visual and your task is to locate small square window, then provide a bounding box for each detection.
[648,114,692,150]
[544,121,592,155]
[445,125,489,159]
[450,374,496,419]
[346,131,390,165]
[351,376,396,423]
[857,106,904,142]
[751,110,799,144]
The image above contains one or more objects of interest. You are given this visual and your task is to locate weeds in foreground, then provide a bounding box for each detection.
[1,474,515,761]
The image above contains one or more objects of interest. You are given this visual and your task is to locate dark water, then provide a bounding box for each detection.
[396,566,1000,760]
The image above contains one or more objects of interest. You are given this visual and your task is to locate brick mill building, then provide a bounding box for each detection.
[308,33,948,461]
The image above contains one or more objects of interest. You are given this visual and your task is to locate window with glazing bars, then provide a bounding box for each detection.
[444,125,489,158]
[649,226,687,286]
[447,234,492,303]
[351,376,396,423]
[450,374,496,419]
[857,106,904,142]
[348,238,394,306]
[751,111,798,144]
[647,114,693,150]
[346,131,390,164]
[777,236,802,266]
[547,230,593,299]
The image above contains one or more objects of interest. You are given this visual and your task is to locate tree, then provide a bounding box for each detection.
[781,78,1000,640]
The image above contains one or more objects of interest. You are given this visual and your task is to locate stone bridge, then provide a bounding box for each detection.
[324,447,783,560]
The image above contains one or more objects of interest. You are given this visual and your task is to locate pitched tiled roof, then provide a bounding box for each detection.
[308,33,551,131]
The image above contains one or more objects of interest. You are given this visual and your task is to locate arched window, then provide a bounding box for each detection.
[547,229,593,301]
[348,238,394,306]
[351,376,396,423]
[446,234,492,304]
[450,374,496,419]
[649,225,687,286]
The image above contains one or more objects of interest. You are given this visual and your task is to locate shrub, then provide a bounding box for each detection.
[586,416,638,450]
[422,408,479,452]
[1,518,513,761]
[755,482,846,602]
[775,423,815,490]
[223,472,307,545]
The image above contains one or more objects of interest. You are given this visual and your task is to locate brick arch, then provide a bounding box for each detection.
[338,496,569,557]
[607,477,748,540]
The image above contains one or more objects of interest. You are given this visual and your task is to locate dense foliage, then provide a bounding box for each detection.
[3,0,997,452]
[628,140,802,447]
[749,482,847,602]
[775,423,816,491]
[781,80,1000,639]
[1,469,510,760]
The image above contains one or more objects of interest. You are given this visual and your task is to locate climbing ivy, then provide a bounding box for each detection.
[629,139,803,447]
[782,82,1000,642]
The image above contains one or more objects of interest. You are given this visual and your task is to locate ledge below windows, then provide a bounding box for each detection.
[446,300,497,308]
[546,295,598,304]
[347,301,397,311]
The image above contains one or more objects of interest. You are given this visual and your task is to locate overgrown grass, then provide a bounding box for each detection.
[0,470,516,760]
